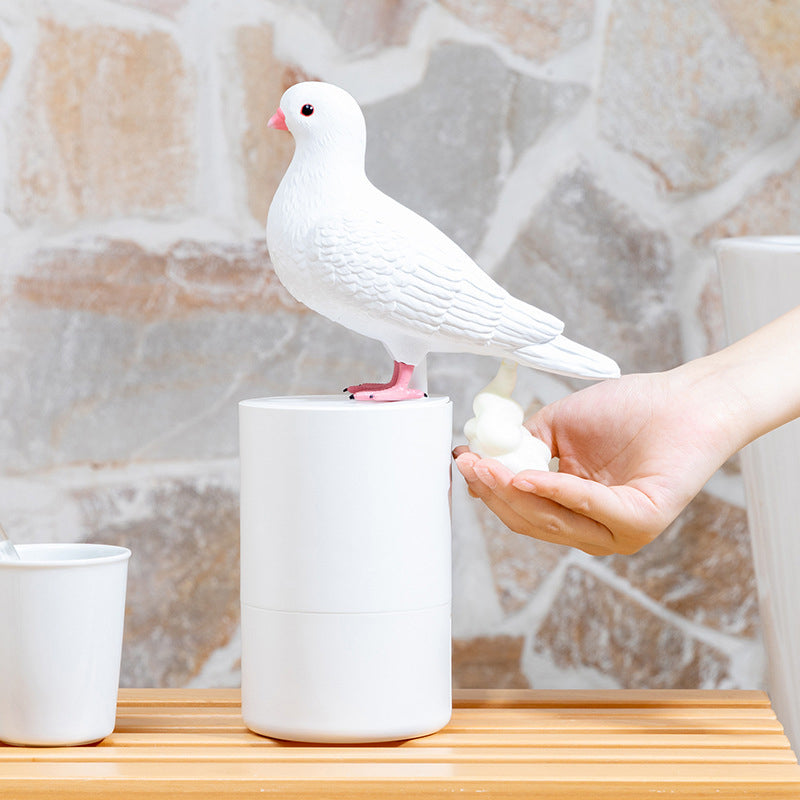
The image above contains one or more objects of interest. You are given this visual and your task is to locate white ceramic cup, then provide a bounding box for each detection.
[0,543,130,746]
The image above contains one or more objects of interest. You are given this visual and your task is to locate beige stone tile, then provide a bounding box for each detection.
[599,0,794,193]
[696,269,728,358]
[365,42,587,255]
[453,634,530,689]
[495,165,680,374]
[717,0,800,116]
[533,566,732,688]
[235,25,312,225]
[604,492,758,637]
[695,157,800,357]
[114,0,188,17]
[283,0,426,55]
[1,237,389,469]
[79,473,240,687]
[440,0,594,63]
[699,157,800,242]
[478,501,567,614]
[15,238,299,319]
[0,35,11,88]
[11,20,195,224]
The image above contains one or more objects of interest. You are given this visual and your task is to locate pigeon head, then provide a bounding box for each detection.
[268,82,367,166]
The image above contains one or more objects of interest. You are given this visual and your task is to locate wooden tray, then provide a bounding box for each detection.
[1,688,799,798]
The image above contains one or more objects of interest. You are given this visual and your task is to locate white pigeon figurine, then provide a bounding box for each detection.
[266,81,620,401]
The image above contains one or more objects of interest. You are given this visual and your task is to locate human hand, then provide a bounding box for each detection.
[454,364,745,555]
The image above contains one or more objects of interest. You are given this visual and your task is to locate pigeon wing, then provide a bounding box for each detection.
[310,209,564,353]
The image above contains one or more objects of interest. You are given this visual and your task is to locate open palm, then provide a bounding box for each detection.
[455,367,740,555]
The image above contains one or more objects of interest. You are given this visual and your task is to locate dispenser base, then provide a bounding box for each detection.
[241,603,452,743]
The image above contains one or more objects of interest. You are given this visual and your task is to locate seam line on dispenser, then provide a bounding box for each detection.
[242,601,451,616]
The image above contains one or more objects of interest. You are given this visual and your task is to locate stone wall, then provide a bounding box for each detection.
[1,0,798,689]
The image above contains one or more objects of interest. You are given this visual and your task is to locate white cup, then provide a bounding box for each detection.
[0,543,130,746]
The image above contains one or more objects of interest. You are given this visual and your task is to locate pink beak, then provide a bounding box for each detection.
[268,108,288,131]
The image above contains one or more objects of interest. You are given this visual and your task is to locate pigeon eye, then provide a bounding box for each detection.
[301,104,314,117]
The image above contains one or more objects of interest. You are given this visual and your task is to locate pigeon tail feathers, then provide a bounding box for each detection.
[513,335,621,380]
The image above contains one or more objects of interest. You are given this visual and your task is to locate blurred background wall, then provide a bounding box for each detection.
[0,0,798,689]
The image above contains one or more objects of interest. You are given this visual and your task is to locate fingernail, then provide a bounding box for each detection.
[512,479,535,491]
[456,462,476,483]
[474,465,497,489]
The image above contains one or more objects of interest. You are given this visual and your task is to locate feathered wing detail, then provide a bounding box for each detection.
[309,207,565,355]
[514,335,620,379]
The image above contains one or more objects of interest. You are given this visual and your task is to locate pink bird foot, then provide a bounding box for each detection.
[345,362,400,394]
[349,361,425,402]
[353,385,426,402]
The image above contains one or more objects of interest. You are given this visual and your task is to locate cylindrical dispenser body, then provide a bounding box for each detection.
[240,395,452,742]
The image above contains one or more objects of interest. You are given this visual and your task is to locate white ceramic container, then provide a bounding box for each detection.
[717,235,800,751]
[0,543,130,746]
[239,395,452,742]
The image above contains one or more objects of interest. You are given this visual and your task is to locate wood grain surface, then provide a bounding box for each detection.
[1,689,799,798]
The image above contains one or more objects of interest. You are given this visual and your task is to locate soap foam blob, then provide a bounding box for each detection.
[464,361,553,474]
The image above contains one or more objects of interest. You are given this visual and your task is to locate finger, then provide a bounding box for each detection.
[469,460,616,555]
[477,486,614,556]
[454,451,480,480]
[454,452,483,498]
[511,470,660,553]
[511,470,644,529]
[456,455,506,504]
[472,458,514,489]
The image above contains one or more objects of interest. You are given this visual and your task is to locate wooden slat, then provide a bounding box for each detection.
[116,689,241,707]
[451,688,774,708]
[95,729,797,750]
[114,704,781,721]
[115,688,776,709]
[0,745,796,764]
[110,707,786,735]
[2,761,800,800]
[2,760,800,781]
[2,689,799,799]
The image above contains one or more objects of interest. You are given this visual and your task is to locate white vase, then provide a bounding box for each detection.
[716,236,800,751]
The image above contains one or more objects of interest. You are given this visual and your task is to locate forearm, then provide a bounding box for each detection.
[683,305,800,456]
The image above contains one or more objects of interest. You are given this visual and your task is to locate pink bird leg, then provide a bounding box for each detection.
[350,361,425,402]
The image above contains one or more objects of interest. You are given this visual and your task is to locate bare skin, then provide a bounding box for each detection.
[454,306,800,556]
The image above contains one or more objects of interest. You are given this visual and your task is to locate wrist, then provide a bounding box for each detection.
[707,308,800,448]
[668,352,754,465]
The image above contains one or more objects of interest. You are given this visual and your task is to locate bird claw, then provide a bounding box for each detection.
[352,387,426,402]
